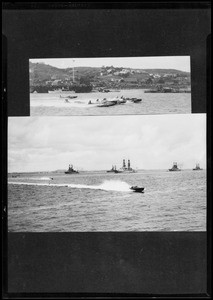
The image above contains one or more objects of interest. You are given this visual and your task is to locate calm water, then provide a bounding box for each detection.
[30,89,191,116]
[8,169,206,232]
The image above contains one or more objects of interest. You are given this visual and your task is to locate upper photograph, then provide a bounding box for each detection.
[30,56,191,116]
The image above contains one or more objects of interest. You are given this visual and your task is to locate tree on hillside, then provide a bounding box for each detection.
[79,76,91,85]
[146,78,153,84]
[157,78,165,84]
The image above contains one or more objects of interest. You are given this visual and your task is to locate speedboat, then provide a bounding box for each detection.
[97,101,117,107]
[130,186,145,193]
[60,95,77,99]
[123,97,142,103]
[131,98,142,103]
[67,95,77,99]
[116,99,127,104]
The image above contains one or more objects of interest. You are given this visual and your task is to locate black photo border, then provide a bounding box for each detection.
[2,1,212,298]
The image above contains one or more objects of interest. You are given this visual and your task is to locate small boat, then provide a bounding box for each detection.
[67,96,77,99]
[97,101,116,107]
[107,165,122,173]
[131,98,142,103]
[130,186,145,193]
[123,97,142,103]
[60,95,77,99]
[98,88,110,93]
[117,100,126,104]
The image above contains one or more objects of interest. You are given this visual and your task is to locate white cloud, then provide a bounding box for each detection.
[8,114,206,172]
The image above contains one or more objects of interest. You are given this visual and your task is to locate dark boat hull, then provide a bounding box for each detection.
[130,186,145,193]
[132,99,142,103]
[97,102,116,107]
[64,172,79,174]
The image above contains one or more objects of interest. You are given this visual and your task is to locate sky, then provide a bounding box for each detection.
[8,114,206,173]
[30,56,191,72]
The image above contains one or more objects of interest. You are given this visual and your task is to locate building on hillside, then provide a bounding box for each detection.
[52,79,63,86]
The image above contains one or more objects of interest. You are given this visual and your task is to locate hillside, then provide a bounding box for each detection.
[29,62,190,91]
[143,69,190,75]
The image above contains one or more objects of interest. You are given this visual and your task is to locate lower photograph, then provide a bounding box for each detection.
[8,114,206,232]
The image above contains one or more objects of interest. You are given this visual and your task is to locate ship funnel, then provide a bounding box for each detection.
[128,159,130,169]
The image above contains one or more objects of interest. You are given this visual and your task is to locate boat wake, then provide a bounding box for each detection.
[8,180,131,192]
[9,176,53,181]
[68,180,131,192]
[34,176,53,180]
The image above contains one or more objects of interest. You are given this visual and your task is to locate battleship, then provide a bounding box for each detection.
[64,164,79,174]
[169,162,181,171]
[119,159,136,173]
[193,163,203,171]
[107,159,136,173]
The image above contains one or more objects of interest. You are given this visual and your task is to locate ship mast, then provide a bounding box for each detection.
[73,59,75,83]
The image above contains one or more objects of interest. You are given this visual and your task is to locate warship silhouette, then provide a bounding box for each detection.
[64,164,79,174]
[169,162,181,171]
[193,163,203,171]
[107,159,136,173]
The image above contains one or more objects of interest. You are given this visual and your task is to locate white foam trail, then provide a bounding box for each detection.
[98,180,131,191]
[11,176,53,181]
[31,100,99,108]
[8,180,131,192]
[8,182,56,186]
[37,176,53,180]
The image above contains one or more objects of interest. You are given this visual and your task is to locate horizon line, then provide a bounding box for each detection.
[8,168,205,174]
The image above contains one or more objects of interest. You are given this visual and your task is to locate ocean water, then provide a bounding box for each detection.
[30,89,191,116]
[8,169,206,232]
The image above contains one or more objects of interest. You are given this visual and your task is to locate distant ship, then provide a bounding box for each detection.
[144,86,191,93]
[169,162,181,171]
[119,159,136,173]
[193,163,203,171]
[106,165,122,173]
[64,164,79,174]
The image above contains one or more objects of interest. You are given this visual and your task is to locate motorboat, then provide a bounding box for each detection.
[130,186,145,193]
[60,95,77,99]
[131,98,142,103]
[97,101,117,107]
[123,97,142,103]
